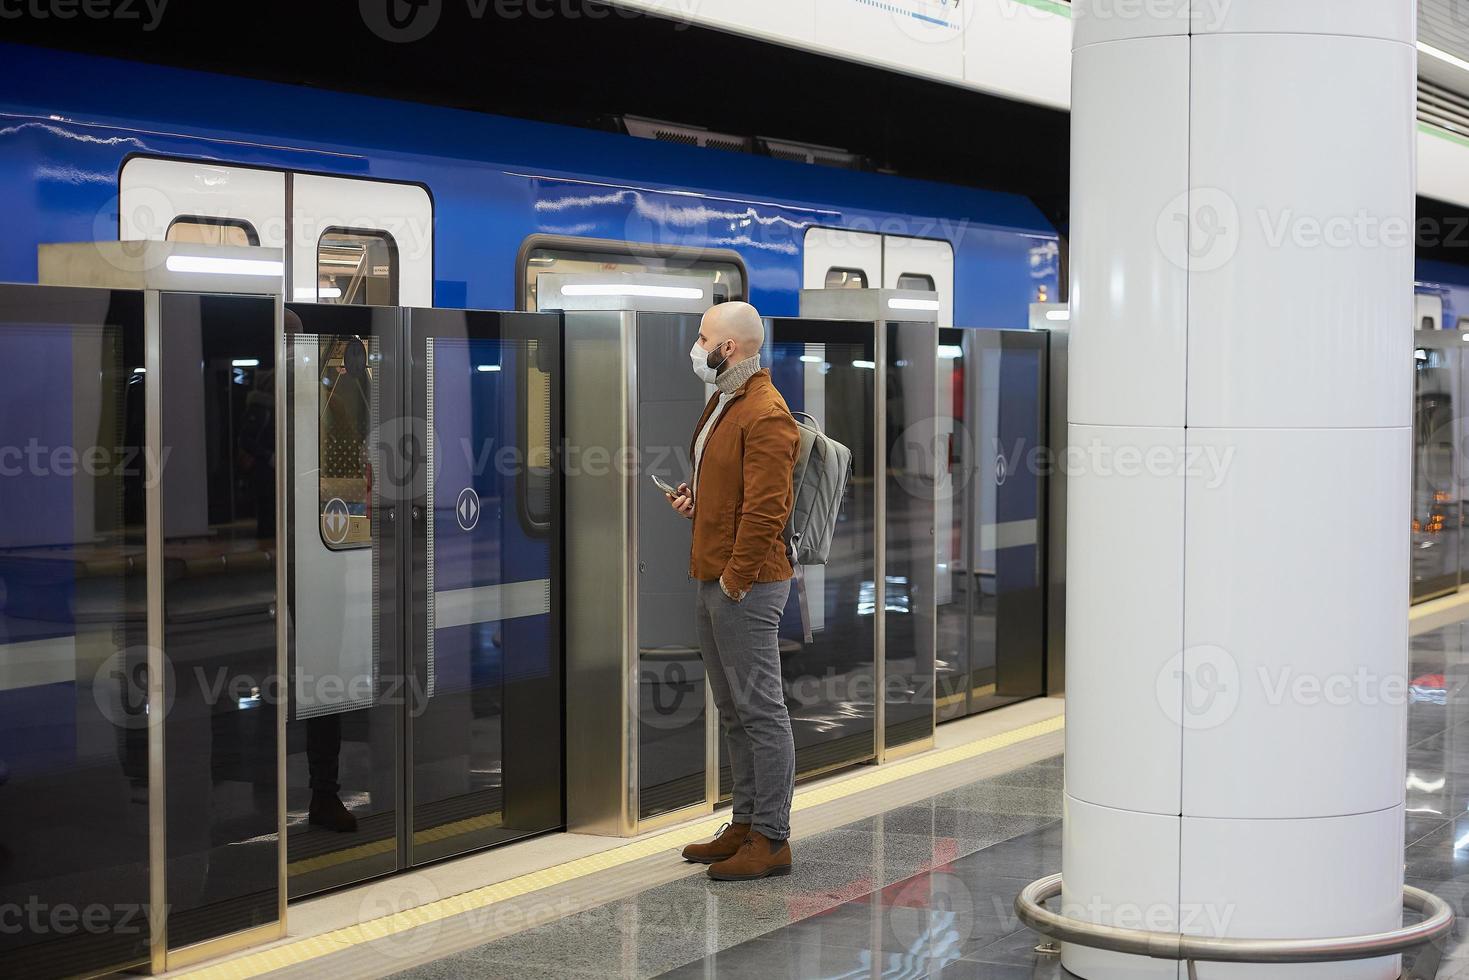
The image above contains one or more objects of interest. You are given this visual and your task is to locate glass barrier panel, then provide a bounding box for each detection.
[0,286,151,978]
[967,329,1047,714]
[410,310,562,862]
[935,328,969,722]
[884,320,939,750]
[635,312,708,820]
[1414,332,1463,601]
[158,292,280,948]
[744,318,878,787]
[284,303,404,898]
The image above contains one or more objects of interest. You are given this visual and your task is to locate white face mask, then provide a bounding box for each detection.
[689,339,730,385]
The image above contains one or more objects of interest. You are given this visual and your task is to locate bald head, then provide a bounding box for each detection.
[698,301,764,364]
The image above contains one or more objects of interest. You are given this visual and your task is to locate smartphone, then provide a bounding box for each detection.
[650,473,680,496]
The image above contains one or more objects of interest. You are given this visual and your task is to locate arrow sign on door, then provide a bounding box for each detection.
[456,486,480,532]
[322,497,351,545]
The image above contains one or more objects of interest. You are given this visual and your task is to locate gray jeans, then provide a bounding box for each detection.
[695,577,795,841]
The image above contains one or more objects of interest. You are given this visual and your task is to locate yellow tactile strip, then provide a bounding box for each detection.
[177,714,1065,979]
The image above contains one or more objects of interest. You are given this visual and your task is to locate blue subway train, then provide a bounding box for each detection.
[0,43,1061,323]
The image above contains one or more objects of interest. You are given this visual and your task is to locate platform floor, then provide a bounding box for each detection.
[174,620,1469,980]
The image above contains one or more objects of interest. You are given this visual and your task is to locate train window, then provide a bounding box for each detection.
[896,272,936,292]
[521,339,554,532]
[318,335,374,550]
[824,267,868,289]
[316,229,399,305]
[518,236,746,310]
[166,215,260,247]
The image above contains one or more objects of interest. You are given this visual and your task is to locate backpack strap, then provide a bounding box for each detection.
[790,411,822,432]
[787,535,813,645]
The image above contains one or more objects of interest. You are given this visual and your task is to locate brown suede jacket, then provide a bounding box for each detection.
[687,368,800,592]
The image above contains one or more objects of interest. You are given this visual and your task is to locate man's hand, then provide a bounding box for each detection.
[669,482,694,519]
[719,575,745,602]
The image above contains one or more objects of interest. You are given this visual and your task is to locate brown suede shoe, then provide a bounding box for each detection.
[707,830,792,881]
[681,821,751,864]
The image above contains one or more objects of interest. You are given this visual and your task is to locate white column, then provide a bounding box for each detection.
[1064,2,1415,978]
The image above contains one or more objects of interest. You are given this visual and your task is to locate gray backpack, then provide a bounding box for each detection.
[785,411,852,641]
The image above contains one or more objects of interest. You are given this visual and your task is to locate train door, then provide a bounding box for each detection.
[882,235,954,329]
[120,157,285,248]
[290,174,433,306]
[284,304,406,895]
[283,305,564,895]
[405,308,562,864]
[801,226,883,633]
[119,159,433,307]
[803,226,882,292]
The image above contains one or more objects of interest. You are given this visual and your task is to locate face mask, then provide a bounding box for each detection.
[689,340,730,384]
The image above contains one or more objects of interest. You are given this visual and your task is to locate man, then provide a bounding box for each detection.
[667,301,801,881]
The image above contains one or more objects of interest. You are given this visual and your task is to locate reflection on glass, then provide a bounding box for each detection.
[318,336,374,549]
[636,313,707,819]
[414,315,561,862]
[0,288,151,977]
[159,293,279,948]
[523,246,743,309]
[935,328,969,722]
[747,322,878,785]
[285,304,401,898]
[884,321,938,749]
[1413,334,1462,600]
[935,329,1047,718]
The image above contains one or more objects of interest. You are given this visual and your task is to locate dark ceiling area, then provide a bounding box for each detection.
[1,0,1072,223]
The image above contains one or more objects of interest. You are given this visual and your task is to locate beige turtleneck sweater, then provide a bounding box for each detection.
[692,353,762,497]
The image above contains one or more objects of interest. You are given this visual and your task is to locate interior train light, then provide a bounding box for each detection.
[1460,331,1469,342]
[852,359,876,369]
[232,358,260,368]
[293,286,343,300]
[476,364,501,373]
[1046,309,1070,321]
[165,254,284,277]
[799,355,824,364]
[560,283,704,300]
[887,297,940,312]
[938,345,963,359]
